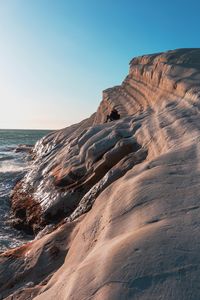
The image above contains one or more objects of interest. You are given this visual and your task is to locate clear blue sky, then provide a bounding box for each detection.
[0,0,199,129]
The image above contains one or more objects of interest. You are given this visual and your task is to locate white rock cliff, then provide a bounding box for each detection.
[1,48,200,299]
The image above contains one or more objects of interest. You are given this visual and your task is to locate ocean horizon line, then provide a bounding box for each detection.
[0,128,54,131]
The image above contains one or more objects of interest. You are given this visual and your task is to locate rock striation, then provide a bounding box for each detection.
[1,48,200,299]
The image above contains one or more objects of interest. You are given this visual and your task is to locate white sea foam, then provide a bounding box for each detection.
[0,130,50,251]
[0,160,28,173]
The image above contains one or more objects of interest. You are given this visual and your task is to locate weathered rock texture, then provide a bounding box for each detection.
[1,48,200,299]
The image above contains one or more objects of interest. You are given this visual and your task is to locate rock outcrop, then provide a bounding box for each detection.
[1,48,200,299]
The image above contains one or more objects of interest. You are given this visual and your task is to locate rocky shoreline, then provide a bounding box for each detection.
[10,116,148,236]
[1,48,200,299]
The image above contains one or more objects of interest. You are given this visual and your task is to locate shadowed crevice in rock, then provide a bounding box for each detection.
[67,147,148,222]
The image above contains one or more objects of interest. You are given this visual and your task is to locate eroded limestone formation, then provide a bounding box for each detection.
[1,49,200,299]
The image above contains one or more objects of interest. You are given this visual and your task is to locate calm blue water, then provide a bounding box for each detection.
[0,129,51,251]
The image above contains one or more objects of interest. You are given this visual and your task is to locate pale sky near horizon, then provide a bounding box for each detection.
[0,0,200,129]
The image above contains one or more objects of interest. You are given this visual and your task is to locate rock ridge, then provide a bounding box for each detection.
[1,48,200,299]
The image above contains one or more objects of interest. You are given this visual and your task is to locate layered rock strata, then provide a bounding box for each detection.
[1,48,200,299]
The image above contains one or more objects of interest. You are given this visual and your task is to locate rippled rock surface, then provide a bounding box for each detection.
[1,49,200,299]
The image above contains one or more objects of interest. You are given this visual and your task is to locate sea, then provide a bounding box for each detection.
[0,129,51,252]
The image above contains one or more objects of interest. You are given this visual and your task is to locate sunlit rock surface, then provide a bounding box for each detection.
[1,48,200,299]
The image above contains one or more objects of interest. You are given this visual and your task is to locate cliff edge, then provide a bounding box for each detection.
[1,48,200,300]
